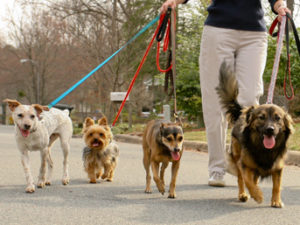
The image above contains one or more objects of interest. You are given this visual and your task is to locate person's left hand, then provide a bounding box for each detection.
[275,1,291,22]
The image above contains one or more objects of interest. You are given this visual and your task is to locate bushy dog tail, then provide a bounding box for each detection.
[215,62,242,124]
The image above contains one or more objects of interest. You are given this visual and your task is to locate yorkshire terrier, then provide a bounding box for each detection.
[82,116,119,183]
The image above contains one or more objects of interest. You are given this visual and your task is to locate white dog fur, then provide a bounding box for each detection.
[4,99,73,193]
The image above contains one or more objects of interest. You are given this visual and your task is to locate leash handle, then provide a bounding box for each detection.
[156,7,171,42]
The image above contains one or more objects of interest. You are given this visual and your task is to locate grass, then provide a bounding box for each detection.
[184,123,300,151]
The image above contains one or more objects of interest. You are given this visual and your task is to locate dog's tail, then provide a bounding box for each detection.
[215,62,243,124]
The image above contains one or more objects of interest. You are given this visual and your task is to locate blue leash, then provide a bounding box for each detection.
[48,15,160,108]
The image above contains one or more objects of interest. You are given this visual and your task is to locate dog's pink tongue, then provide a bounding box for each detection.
[93,143,99,147]
[171,152,180,161]
[263,135,276,149]
[21,129,29,138]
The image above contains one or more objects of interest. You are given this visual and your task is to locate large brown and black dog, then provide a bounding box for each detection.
[142,120,184,198]
[216,62,294,208]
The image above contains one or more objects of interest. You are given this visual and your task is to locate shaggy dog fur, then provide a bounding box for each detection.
[82,117,119,183]
[216,62,294,208]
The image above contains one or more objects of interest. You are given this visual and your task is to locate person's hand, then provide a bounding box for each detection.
[160,0,177,14]
[274,0,291,22]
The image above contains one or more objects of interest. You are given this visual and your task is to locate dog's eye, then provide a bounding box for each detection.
[178,136,183,142]
[89,133,93,137]
[99,133,104,137]
[274,115,281,121]
[167,137,173,142]
[18,114,23,118]
[258,115,265,120]
[30,115,35,119]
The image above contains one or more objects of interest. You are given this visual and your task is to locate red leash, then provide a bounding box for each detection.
[112,12,173,126]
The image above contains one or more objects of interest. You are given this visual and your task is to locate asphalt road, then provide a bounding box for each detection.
[0,125,300,225]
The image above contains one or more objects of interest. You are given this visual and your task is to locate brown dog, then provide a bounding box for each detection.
[142,120,184,198]
[216,62,294,208]
[82,117,119,183]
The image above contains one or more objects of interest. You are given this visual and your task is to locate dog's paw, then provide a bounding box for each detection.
[62,177,70,185]
[106,178,113,182]
[25,184,35,193]
[252,193,263,204]
[89,178,97,183]
[168,192,176,199]
[37,181,45,188]
[145,186,152,194]
[238,193,249,202]
[101,174,108,180]
[45,181,51,186]
[271,200,284,208]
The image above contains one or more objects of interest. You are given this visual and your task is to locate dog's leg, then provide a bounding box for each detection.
[243,167,263,203]
[143,146,152,193]
[151,161,165,195]
[101,162,112,181]
[45,134,58,185]
[96,168,102,179]
[107,161,117,182]
[237,166,249,202]
[37,149,47,188]
[160,161,169,193]
[60,137,70,185]
[21,151,35,193]
[168,161,180,198]
[45,148,53,185]
[271,169,284,208]
[87,162,97,183]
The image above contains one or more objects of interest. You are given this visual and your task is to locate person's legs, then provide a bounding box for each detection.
[199,26,239,186]
[235,31,268,107]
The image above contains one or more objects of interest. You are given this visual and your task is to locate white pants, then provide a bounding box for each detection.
[199,25,268,176]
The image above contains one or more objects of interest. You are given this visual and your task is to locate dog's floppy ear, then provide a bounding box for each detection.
[245,106,255,125]
[98,116,108,126]
[42,106,50,111]
[3,99,21,112]
[32,104,46,117]
[283,112,295,135]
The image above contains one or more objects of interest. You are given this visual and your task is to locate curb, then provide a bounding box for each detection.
[114,134,300,167]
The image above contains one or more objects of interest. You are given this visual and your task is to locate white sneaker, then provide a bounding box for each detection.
[208,172,225,187]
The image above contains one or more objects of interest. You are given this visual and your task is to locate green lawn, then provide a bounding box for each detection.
[184,123,300,151]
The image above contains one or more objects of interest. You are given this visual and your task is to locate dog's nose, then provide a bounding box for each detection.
[265,126,275,135]
[174,148,180,153]
[24,124,31,130]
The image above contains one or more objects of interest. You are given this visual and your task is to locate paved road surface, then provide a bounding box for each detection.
[0,125,300,225]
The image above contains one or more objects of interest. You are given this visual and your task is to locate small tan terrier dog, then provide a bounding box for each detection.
[82,116,119,183]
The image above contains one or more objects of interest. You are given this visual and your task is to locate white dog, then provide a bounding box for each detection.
[4,99,73,193]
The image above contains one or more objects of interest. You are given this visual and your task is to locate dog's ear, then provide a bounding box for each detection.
[283,112,295,135]
[245,106,255,125]
[32,104,45,117]
[42,106,50,111]
[160,123,166,134]
[3,99,20,112]
[98,116,108,126]
[84,117,94,128]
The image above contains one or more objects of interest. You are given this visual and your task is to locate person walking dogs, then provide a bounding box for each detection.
[160,0,291,187]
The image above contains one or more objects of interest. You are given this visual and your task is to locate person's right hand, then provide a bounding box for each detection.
[160,0,177,14]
